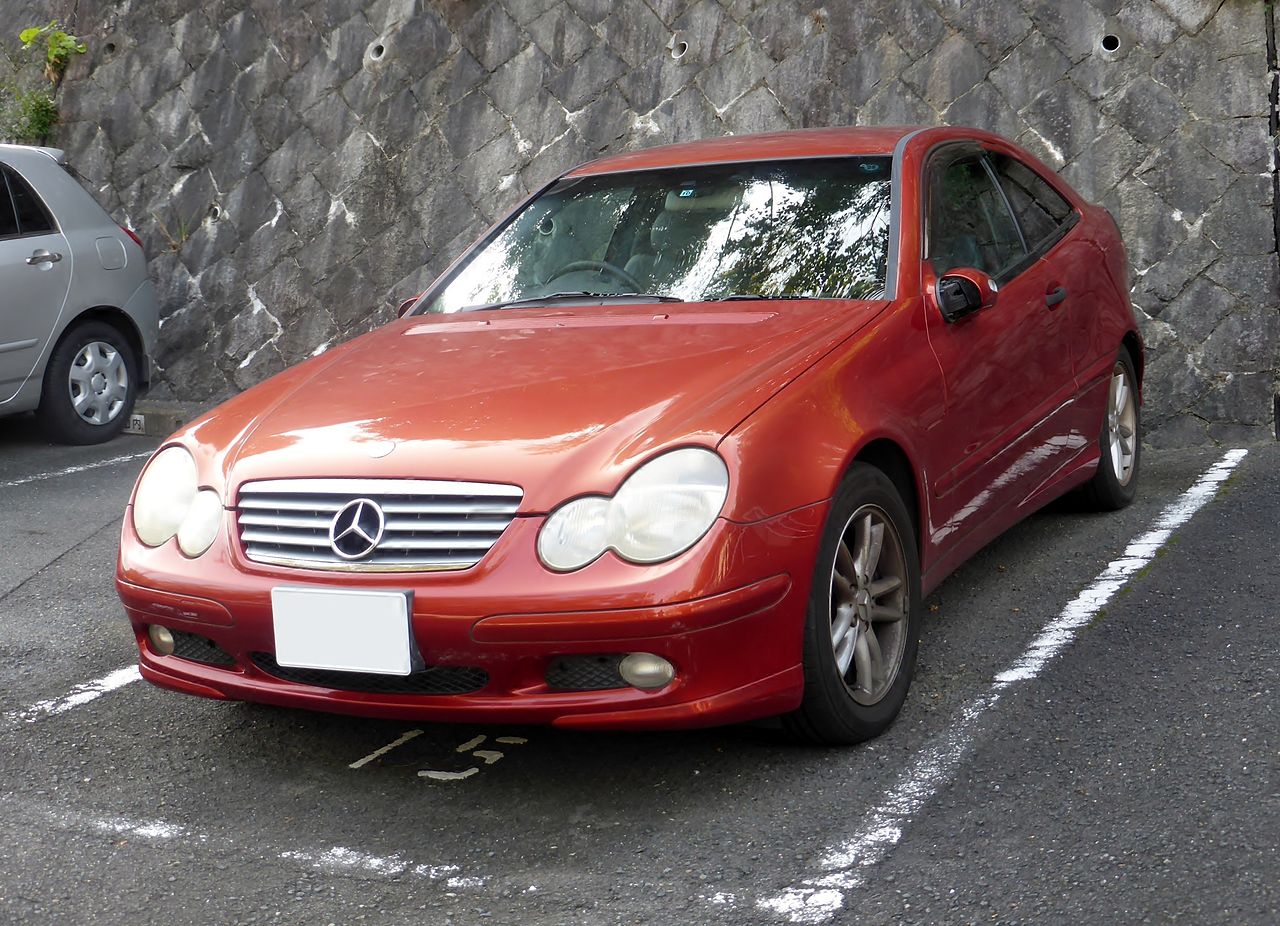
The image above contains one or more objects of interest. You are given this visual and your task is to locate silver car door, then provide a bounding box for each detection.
[0,162,72,405]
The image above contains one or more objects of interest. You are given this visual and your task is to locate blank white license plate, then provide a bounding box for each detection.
[272,587,414,676]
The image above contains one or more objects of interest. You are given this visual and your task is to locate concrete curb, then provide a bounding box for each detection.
[123,400,212,439]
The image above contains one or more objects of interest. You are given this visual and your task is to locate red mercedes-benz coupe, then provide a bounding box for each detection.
[117,126,1141,745]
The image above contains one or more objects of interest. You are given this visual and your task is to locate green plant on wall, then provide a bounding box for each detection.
[5,86,58,141]
[19,21,86,82]
[1,22,85,144]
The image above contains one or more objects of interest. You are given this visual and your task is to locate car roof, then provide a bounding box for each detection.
[566,126,929,177]
[0,143,66,165]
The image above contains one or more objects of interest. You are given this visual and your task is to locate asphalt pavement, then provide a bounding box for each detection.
[0,408,1275,926]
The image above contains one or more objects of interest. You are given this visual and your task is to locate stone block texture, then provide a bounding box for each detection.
[4,0,1276,445]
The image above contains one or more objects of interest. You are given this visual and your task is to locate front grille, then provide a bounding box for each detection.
[251,653,489,694]
[545,655,628,691]
[236,478,522,572]
[170,630,236,666]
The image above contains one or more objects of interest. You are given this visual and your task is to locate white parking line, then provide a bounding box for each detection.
[0,450,153,489]
[7,665,140,723]
[758,448,1249,923]
[22,799,486,888]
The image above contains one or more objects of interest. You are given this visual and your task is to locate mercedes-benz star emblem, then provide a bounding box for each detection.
[328,498,386,560]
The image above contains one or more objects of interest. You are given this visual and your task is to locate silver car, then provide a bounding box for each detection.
[0,143,158,443]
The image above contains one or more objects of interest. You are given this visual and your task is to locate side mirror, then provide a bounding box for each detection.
[934,268,998,323]
[397,293,423,318]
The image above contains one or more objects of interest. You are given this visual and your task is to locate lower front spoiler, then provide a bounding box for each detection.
[137,657,804,731]
[132,576,809,731]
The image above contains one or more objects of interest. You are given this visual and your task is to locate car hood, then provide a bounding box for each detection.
[187,300,885,512]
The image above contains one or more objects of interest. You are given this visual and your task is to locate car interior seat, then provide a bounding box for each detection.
[624,185,743,289]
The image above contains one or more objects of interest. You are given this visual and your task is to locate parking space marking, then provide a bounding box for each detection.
[418,732,528,781]
[757,448,1249,924]
[19,798,486,889]
[0,450,152,489]
[419,768,479,781]
[348,728,423,769]
[7,665,140,723]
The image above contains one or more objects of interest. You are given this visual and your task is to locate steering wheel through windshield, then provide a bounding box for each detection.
[547,259,642,292]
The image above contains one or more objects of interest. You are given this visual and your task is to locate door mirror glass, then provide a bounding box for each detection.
[935,267,998,323]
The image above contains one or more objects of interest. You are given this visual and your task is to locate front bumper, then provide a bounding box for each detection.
[117,504,827,730]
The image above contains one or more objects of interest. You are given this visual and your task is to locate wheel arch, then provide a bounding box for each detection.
[848,437,924,558]
[1121,329,1143,395]
[58,306,150,387]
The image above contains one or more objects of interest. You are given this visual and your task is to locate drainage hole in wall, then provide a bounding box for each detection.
[104,41,116,54]
[1100,34,1121,53]
[671,40,688,59]
[370,43,386,60]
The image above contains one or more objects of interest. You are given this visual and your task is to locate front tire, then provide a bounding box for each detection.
[37,321,138,445]
[783,464,923,746]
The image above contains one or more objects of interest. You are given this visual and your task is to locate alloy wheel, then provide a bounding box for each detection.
[1108,360,1137,486]
[829,505,910,706]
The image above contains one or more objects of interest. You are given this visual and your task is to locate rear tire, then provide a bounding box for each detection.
[783,464,923,746]
[37,321,138,445]
[1078,349,1140,511]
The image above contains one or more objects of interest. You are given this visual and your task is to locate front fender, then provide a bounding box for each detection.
[717,298,943,524]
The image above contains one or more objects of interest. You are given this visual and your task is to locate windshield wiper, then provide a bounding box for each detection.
[465,292,684,312]
[706,293,817,301]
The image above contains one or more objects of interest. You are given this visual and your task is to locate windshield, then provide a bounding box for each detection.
[422,157,894,313]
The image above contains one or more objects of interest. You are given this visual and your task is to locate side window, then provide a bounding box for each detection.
[0,169,19,238]
[4,166,55,235]
[990,153,1073,253]
[927,155,1024,279]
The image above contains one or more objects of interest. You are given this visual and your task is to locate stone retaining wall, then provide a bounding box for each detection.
[4,0,1277,445]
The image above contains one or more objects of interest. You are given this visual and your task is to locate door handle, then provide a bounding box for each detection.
[26,249,63,266]
[1045,286,1067,308]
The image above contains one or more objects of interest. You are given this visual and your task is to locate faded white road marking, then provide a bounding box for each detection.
[26,800,483,885]
[419,768,479,781]
[7,665,140,723]
[996,447,1248,685]
[420,732,528,780]
[281,846,410,875]
[759,448,1248,923]
[348,728,422,769]
[0,451,152,489]
[90,815,189,841]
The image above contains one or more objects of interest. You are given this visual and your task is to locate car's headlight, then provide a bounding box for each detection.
[177,489,225,557]
[537,447,729,571]
[132,446,224,556]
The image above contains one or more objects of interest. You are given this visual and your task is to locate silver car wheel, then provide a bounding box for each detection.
[829,505,910,706]
[68,340,129,425]
[1107,360,1137,487]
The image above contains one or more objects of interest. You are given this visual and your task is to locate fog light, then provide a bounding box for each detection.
[148,624,175,656]
[618,653,675,690]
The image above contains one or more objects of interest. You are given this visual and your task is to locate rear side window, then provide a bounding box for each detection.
[0,168,18,238]
[990,154,1073,253]
[3,165,56,235]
